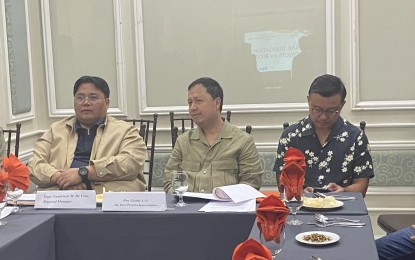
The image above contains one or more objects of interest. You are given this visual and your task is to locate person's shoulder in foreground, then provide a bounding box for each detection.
[376,224,415,260]
[164,77,263,193]
[273,74,373,197]
[29,75,147,192]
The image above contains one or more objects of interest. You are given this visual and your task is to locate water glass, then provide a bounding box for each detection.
[5,182,23,212]
[0,201,7,226]
[259,226,285,259]
[283,187,304,225]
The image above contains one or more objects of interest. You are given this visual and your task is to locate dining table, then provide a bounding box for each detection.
[250,214,378,260]
[15,195,255,260]
[1,192,377,260]
[0,213,55,260]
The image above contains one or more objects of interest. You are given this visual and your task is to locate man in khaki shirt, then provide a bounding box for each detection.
[29,76,147,192]
[164,77,263,193]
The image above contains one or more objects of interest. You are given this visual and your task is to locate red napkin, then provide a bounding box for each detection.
[232,238,272,260]
[279,147,305,201]
[2,154,30,192]
[256,194,289,244]
[0,173,6,202]
[256,191,280,203]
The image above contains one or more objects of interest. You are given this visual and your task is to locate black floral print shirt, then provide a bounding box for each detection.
[273,116,374,188]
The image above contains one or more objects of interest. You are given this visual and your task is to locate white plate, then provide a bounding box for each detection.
[295,231,340,245]
[302,200,344,210]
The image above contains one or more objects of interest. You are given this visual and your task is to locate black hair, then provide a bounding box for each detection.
[188,77,224,111]
[308,74,346,101]
[73,76,110,98]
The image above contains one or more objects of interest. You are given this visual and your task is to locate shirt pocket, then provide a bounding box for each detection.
[181,160,200,172]
[181,160,201,191]
[212,159,238,186]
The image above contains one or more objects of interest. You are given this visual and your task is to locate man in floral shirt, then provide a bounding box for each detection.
[273,74,374,197]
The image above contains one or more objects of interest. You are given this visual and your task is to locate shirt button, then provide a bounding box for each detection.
[99,172,104,177]
[201,189,205,193]
[203,170,207,174]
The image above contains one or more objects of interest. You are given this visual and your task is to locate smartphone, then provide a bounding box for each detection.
[313,187,330,193]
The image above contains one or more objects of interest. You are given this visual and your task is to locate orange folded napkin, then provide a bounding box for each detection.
[279,147,305,201]
[232,238,272,260]
[256,191,280,203]
[2,154,30,192]
[256,194,289,244]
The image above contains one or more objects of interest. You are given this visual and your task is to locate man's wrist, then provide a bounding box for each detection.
[50,171,61,184]
[78,166,89,183]
[78,166,92,190]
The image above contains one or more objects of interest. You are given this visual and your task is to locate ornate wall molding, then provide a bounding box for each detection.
[41,0,127,117]
[350,0,415,110]
[135,0,335,115]
[1,0,35,123]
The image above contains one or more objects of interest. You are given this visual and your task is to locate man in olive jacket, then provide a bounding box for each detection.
[164,77,263,193]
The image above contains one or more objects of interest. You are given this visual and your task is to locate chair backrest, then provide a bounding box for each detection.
[283,122,290,130]
[3,122,21,157]
[124,114,158,191]
[245,125,252,134]
[359,121,366,132]
[169,110,232,148]
[283,121,366,132]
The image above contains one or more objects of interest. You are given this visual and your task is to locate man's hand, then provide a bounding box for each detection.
[303,187,314,193]
[326,183,345,192]
[411,225,415,242]
[65,183,87,190]
[57,168,82,190]
[50,170,63,185]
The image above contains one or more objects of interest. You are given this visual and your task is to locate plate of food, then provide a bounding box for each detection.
[302,196,344,210]
[295,231,340,245]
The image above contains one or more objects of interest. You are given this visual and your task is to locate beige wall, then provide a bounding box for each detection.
[0,0,414,237]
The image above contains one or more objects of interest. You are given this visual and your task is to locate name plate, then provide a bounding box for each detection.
[102,192,167,212]
[34,190,96,209]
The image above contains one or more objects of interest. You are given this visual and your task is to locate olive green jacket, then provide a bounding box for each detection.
[164,120,263,193]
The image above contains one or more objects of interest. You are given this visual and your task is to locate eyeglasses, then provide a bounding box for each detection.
[74,95,102,104]
[311,107,339,117]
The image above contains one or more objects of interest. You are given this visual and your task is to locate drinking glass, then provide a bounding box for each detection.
[259,226,285,259]
[0,201,7,226]
[5,182,23,212]
[171,170,188,207]
[283,187,304,225]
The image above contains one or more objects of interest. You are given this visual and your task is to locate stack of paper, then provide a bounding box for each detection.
[6,193,36,206]
[184,184,265,212]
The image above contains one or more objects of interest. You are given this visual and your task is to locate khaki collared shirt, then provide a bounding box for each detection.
[164,120,263,193]
[29,115,147,192]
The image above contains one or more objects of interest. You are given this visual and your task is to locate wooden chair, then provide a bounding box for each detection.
[282,121,366,131]
[377,214,415,234]
[169,110,231,148]
[3,122,22,157]
[245,125,252,134]
[359,121,366,132]
[125,114,158,191]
